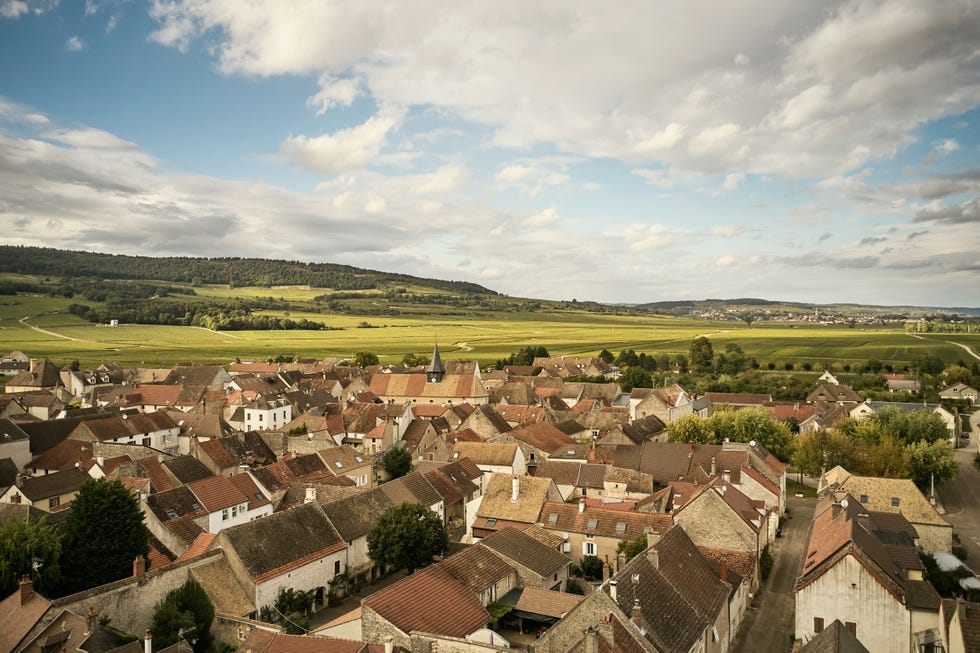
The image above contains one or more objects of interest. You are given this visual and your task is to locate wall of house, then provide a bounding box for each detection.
[362,605,412,650]
[254,547,346,612]
[795,554,910,653]
[344,534,373,578]
[25,551,226,642]
[674,493,758,555]
[409,632,512,652]
[530,591,623,653]
[916,522,953,554]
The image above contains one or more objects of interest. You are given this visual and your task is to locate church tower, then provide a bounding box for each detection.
[426,343,445,383]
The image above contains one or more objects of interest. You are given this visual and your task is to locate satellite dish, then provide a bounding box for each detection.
[840,498,849,509]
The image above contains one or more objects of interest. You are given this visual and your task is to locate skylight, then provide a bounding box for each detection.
[615,522,627,534]
[587,518,598,530]
[334,461,343,468]
[548,513,558,524]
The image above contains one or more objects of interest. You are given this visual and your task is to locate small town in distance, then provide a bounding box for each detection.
[2,323,979,652]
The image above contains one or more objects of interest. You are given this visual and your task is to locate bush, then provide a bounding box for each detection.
[578,555,604,581]
[760,545,774,582]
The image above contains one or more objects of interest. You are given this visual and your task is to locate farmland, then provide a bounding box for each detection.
[0,280,975,371]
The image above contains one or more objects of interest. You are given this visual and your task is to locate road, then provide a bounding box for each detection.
[937,410,980,566]
[732,494,815,653]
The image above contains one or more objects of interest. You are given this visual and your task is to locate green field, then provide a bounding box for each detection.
[1,287,976,370]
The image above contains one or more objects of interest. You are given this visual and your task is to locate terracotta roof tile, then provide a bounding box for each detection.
[538,501,672,540]
[187,475,249,513]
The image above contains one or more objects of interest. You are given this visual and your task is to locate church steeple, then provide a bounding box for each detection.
[426,342,445,383]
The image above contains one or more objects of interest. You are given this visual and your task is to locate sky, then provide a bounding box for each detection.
[1,1,979,308]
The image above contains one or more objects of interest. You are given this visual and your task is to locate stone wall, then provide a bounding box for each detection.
[362,604,411,650]
[23,550,225,645]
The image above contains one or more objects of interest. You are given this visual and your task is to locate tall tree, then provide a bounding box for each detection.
[151,578,215,652]
[0,517,61,598]
[59,478,150,595]
[353,351,379,368]
[383,446,413,479]
[689,337,714,372]
[367,503,448,573]
[905,440,958,491]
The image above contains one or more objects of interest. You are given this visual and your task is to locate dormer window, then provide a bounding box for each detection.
[891,497,900,507]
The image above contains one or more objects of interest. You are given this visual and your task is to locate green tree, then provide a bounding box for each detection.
[741,313,755,327]
[151,578,215,652]
[366,503,448,573]
[401,353,430,367]
[384,446,413,479]
[598,349,614,364]
[0,517,62,598]
[259,588,315,634]
[792,430,857,477]
[577,555,604,581]
[859,435,909,478]
[618,366,653,392]
[905,440,959,491]
[689,337,714,372]
[667,414,714,444]
[616,535,648,564]
[59,478,150,595]
[353,351,379,368]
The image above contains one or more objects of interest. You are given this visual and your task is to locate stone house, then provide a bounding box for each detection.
[319,488,394,584]
[479,526,572,592]
[794,495,942,653]
[471,474,561,539]
[68,412,180,457]
[451,441,526,482]
[0,467,90,512]
[939,382,978,404]
[209,501,347,612]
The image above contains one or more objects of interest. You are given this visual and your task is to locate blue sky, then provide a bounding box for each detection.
[1,1,979,308]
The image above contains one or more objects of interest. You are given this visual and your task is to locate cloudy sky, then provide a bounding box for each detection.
[1,1,979,307]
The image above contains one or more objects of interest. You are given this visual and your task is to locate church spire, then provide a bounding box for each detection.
[426,342,445,383]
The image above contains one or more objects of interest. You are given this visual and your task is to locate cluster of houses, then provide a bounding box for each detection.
[0,348,975,652]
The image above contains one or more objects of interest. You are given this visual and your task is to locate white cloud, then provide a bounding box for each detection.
[495,164,534,183]
[494,159,571,197]
[716,255,737,267]
[582,182,605,192]
[935,138,960,154]
[411,163,467,194]
[280,105,405,173]
[0,0,27,18]
[308,74,360,115]
[633,123,686,154]
[144,1,980,184]
[723,172,746,191]
[631,168,679,188]
[65,36,85,51]
[712,226,745,238]
[526,206,559,226]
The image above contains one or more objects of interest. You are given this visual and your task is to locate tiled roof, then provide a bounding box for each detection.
[480,527,571,577]
[379,471,442,508]
[506,422,574,454]
[533,460,581,485]
[696,547,756,581]
[478,474,557,523]
[220,502,345,581]
[175,533,217,563]
[539,501,672,540]
[27,438,92,472]
[800,619,871,653]
[17,467,90,501]
[147,485,208,522]
[452,442,518,467]
[576,463,607,489]
[164,514,205,545]
[439,544,515,593]
[838,476,949,527]
[369,373,487,400]
[363,565,490,638]
[162,455,214,484]
[320,488,393,541]
[188,475,249,513]
[499,586,583,619]
[445,428,484,445]
[703,392,772,406]
[189,556,256,617]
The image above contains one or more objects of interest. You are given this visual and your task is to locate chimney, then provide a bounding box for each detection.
[385,638,393,653]
[19,575,33,606]
[609,579,618,602]
[133,555,146,582]
[29,358,37,374]
[305,486,316,504]
[85,606,96,635]
[720,560,728,583]
[710,457,716,476]
[617,551,627,573]
[144,630,152,653]
[584,625,598,653]
[603,555,610,582]
[646,548,659,569]
[579,496,586,513]
[15,472,23,488]
[97,455,105,468]
[631,598,644,631]
[511,477,520,502]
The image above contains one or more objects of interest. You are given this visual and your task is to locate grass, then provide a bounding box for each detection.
[785,478,818,499]
[0,282,974,370]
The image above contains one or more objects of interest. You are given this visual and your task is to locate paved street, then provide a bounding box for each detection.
[732,494,815,653]
[937,410,980,567]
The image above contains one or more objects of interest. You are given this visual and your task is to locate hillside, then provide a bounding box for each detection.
[0,245,496,295]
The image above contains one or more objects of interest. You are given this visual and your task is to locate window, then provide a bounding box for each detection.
[10,494,20,504]
[859,495,868,503]
[813,617,824,633]
[583,541,597,556]
[615,522,627,534]
[49,496,60,509]
[548,513,559,524]
[142,437,151,447]
[231,506,238,517]
[891,497,900,507]
[486,519,497,528]
[587,518,598,530]
[222,508,229,521]
[335,560,341,574]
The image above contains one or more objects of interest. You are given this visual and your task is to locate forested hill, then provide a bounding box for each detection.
[0,246,496,294]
